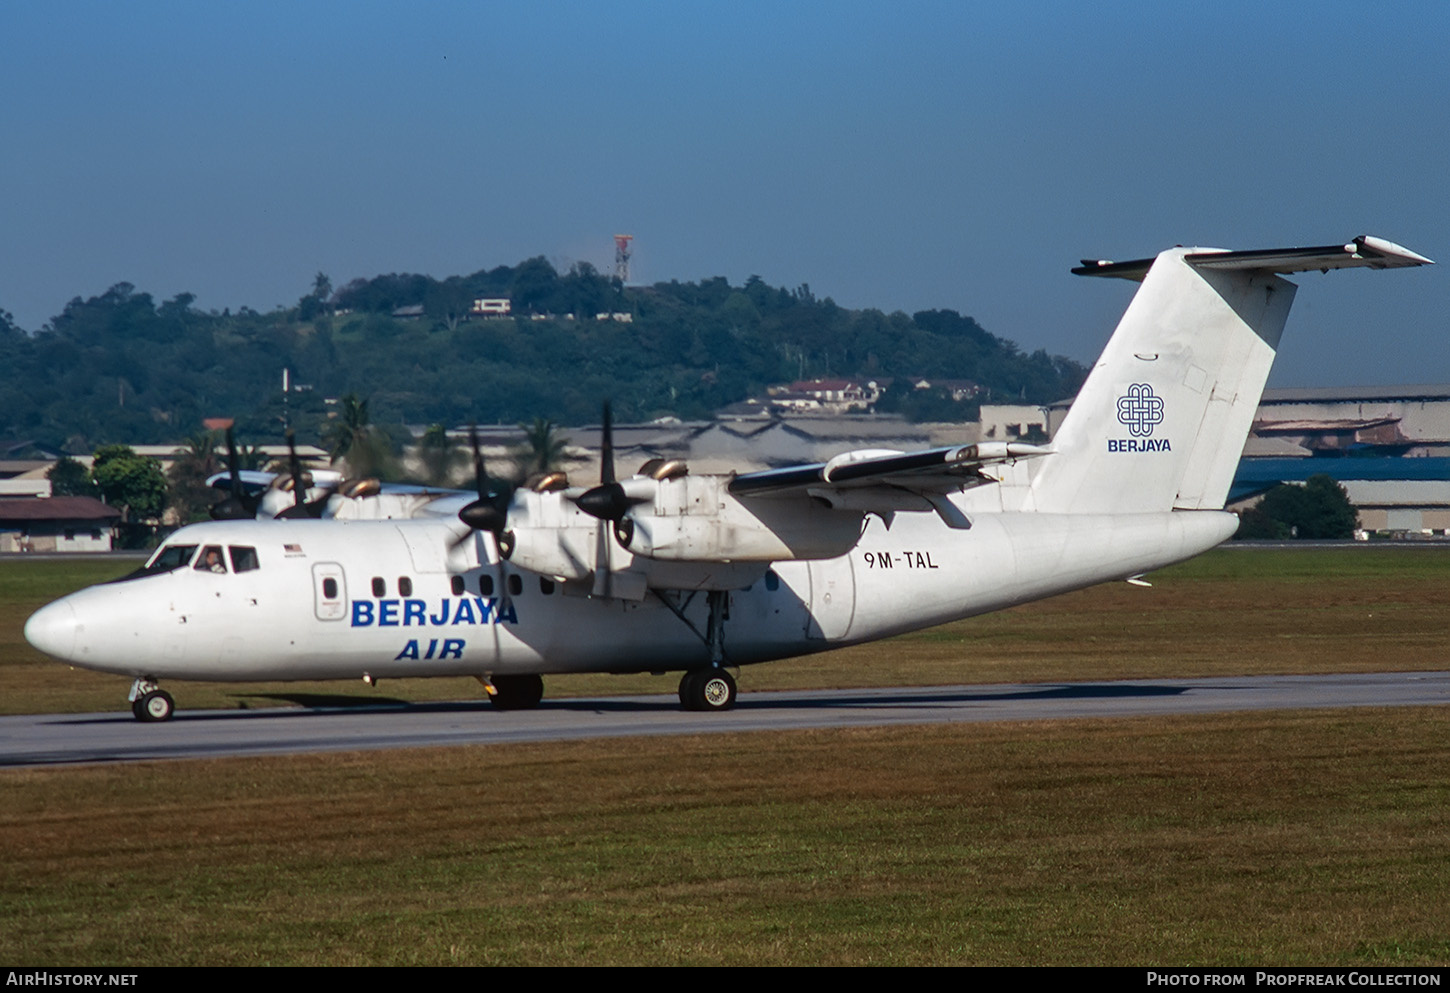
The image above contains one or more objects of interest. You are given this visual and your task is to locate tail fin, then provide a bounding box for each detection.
[1028,236,1432,514]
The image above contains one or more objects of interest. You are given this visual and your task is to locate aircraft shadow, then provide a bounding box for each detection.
[46,682,1189,726]
[543,682,1190,713]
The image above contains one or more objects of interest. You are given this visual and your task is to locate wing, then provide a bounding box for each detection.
[728,442,1051,528]
[205,469,475,520]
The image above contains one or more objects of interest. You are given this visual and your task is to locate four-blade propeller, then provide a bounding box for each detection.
[456,425,516,556]
[210,405,652,597]
[208,422,262,521]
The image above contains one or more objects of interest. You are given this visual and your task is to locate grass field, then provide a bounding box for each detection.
[3,547,1450,965]
[4,710,1449,965]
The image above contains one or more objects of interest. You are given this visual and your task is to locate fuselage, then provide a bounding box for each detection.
[24,506,1236,683]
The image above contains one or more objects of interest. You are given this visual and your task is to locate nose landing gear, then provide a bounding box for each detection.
[128,678,175,722]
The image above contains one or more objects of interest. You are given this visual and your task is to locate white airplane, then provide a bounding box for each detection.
[25,236,1432,721]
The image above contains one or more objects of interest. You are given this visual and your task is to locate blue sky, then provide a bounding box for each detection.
[1,1,1444,386]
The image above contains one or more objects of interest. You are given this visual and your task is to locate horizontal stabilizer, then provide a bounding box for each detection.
[1074,235,1433,282]
[730,442,1050,496]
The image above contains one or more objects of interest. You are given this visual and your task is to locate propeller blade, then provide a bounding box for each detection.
[226,426,242,500]
[468,424,486,501]
[592,516,612,598]
[209,423,261,520]
[287,430,306,509]
[456,424,516,552]
[599,401,614,486]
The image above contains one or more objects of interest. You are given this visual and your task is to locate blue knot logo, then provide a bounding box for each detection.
[1116,384,1164,437]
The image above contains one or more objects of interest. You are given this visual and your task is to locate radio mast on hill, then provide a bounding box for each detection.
[614,234,633,284]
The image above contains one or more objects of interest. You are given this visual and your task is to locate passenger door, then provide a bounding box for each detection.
[312,562,347,621]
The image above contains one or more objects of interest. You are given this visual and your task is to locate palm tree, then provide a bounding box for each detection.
[416,423,463,486]
[166,431,220,523]
[515,417,570,480]
[324,393,394,478]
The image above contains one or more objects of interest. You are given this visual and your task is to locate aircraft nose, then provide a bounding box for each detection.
[25,599,78,661]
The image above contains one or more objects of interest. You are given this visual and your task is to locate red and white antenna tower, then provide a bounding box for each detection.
[613,234,633,283]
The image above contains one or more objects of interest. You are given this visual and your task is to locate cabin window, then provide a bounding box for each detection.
[229,546,259,573]
[507,574,522,596]
[322,577,338,599]
[195,546,228,574]
[371,577,385,597]
[540,578,555,595]
[479,574,495,596]
[451,575,465,596]
[764,570,780,592]
[398,577,413,596]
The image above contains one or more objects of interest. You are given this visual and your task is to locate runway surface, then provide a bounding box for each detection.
[3,671,1448,768]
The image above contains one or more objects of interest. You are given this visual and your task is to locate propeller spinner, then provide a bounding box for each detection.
[456,426,516,557]
[574,402,652,523]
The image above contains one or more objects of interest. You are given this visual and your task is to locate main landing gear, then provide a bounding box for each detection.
[487,673,545,710]
[678,668,737,711]
[128,678,175,722]
[674,588,738,711]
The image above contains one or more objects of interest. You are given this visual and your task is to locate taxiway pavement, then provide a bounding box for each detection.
[2,671,1448,768]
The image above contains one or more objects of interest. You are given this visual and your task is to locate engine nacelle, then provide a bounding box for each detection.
[620,475,862,562]
[497,489,606,582]
[504,524,602,583]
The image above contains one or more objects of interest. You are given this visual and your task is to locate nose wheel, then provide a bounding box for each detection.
[128,679,175,722]
[679,668,737,711]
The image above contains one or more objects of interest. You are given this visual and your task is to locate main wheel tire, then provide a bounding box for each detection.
[679,669,736,712]
[678,670,702,709]
[135,689,175,722]
[490,673,544,710]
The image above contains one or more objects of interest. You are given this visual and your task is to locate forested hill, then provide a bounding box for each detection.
[0,259,1086,451]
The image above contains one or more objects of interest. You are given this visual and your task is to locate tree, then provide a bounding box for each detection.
[514,418,570,479]
[91,445,168,520]
[1236,474,1358,540]
[47,457,98,498]
[167,432,220,523]
[416,423,463,486]
[323,393,395,478]
[424,278,473,332]
[298,272,334,321]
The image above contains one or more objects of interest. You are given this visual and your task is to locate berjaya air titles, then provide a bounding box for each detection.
[25,236,1433,721]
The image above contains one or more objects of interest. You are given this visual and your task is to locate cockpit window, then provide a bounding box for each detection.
[229,546,259,573]
[195,546,227,574]
[152,544,199,571]
[107,543,199,583]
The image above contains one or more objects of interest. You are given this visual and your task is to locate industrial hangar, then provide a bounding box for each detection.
[1234,385,1450,536]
